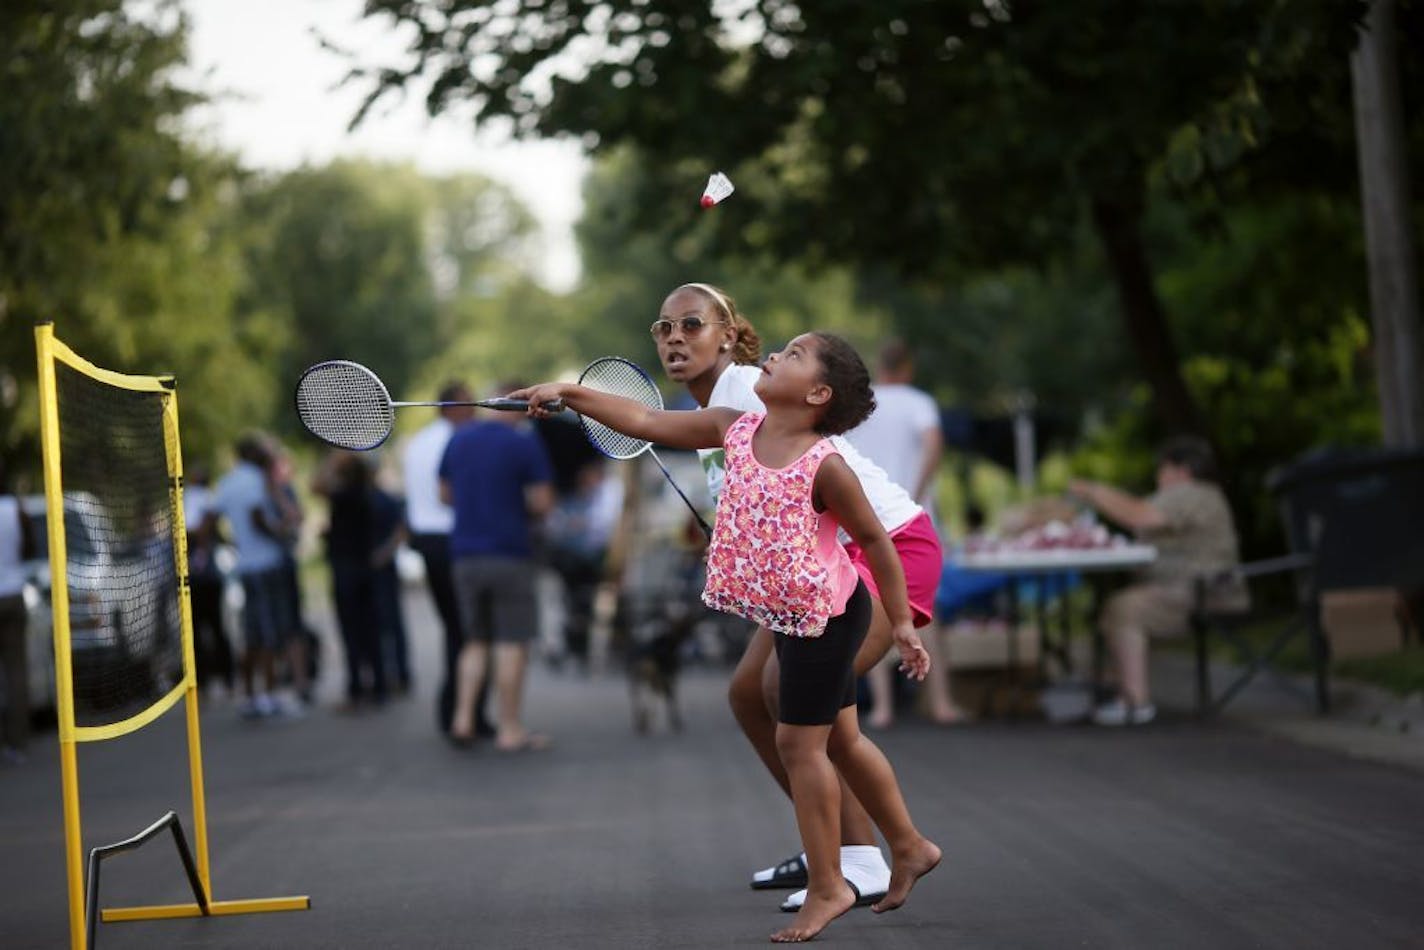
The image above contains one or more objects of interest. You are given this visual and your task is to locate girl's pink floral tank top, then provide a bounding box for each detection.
[702,413,859,637]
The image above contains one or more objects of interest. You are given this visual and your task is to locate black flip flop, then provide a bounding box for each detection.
[751,854,809,890]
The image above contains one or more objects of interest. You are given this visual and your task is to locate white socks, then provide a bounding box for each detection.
[781,846,890,910]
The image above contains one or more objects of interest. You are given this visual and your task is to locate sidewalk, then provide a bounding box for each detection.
[1150,649,1424,771]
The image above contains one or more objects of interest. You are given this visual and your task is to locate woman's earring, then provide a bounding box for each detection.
[719,343,729,352]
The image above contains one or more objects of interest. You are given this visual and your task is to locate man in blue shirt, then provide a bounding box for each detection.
[440,400,555,750]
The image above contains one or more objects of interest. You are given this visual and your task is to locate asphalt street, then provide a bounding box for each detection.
[2,591,1423,949]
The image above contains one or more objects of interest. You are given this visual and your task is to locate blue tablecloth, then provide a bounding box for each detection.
[936,560,1079,620]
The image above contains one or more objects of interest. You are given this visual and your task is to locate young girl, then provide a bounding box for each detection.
[652,283,954,911]
[513,333,941,943]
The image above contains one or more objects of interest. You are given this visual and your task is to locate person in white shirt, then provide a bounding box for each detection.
[183,462,235,698]
[847,341,943,515]
[846,341,963,729]
[650,282,946,913]
[401,382,494,738]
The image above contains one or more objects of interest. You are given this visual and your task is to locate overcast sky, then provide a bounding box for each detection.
[182,0,588,290]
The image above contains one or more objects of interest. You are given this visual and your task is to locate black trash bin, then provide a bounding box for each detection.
[1268,447,1424,594]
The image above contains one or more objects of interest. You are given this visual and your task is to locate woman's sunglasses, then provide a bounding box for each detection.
[649,316,727,340]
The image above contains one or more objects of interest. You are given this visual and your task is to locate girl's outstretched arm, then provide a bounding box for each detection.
[815,454,930,681]
[508,381,741,452]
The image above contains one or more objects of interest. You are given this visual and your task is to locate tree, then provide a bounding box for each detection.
[524,139,1127,438]
[1351,0,1423,446]
[350,0,1370,443]
[235,160,552,445]
[0,0,274,466]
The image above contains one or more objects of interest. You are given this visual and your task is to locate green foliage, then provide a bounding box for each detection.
[1063,194,1383,555]
[0,1,273,475]
[237,162,440,417]
[0,0,550,476]
[353,0,1388,445]
[1335,645,1424,699]
[234,161,538,443]
[571,146,890,377]
[1,0,1408,563]
[1167,198,1379,551]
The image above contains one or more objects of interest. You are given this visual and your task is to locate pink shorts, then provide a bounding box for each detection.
[844,512,942,628]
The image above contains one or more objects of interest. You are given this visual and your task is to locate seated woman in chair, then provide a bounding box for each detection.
[1069,436,1247,726]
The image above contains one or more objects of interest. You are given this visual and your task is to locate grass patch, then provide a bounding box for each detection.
[1333,646,1424,697]
[1194,616,1424,698]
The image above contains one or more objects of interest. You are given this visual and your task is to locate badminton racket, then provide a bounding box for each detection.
[576,357,713,539]
[295,359,563,451]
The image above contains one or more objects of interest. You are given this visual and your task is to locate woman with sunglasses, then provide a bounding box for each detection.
[650,283,945,914]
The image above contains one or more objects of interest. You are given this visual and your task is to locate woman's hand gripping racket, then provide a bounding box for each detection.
[570,357,714,539]
[294,360,563,450]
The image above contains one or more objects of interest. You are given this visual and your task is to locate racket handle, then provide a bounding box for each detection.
[480,397,564,413]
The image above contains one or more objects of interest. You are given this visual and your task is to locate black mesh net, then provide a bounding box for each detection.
[53,361,186,728]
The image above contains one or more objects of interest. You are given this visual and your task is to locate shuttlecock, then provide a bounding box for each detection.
[700,171,734,208]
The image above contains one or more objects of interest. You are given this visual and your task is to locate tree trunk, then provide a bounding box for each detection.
[1090,191,1209,439]
[1351,0,1424,448]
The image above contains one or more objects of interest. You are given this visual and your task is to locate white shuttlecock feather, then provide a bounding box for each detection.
[700,172,734,208]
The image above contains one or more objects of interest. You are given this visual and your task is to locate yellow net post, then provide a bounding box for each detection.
[160,377,214,897]
[35,322,88,949]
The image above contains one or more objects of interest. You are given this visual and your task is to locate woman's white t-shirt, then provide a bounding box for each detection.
[696,364,922,533]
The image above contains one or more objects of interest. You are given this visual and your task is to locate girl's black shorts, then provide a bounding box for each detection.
[773,581,872,726]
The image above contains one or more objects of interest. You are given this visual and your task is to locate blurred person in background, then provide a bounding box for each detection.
[545,458,622,670]
[846,340,962,729]
[184,461,234,701]
[846,340,944,517]
[313,451,390,710]
[264,438,312,705]
[1069,436,1247,726]
[212,434,305,720]
[370,472,411,694]
[441,385,555,751]
[402,383,494,736]
[0,456,36,764]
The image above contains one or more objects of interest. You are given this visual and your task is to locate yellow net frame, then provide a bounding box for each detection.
[35,324,309,950]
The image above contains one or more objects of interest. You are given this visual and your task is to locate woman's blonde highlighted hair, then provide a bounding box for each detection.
[677,282,761,365]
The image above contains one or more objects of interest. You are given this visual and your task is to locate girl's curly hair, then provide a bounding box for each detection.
[808,333,876,435]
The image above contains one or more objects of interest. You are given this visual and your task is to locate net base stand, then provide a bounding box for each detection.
[86,809,308,946]
[102,895,312,922]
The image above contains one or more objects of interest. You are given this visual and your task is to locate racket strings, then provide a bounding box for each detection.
[578,358,662,461]
[295,361,395,450]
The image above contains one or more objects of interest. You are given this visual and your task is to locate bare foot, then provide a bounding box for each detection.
[930,704,967,726]
[770,882,856,942]
[866,708,894,730]
[494,732,551,753]
[871,838,942,913]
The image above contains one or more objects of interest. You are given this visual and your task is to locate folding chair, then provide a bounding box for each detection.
[1193,447,1424,717]
[1190,552,1328,716]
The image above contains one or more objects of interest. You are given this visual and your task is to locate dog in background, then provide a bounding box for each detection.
[627,601,698,735]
